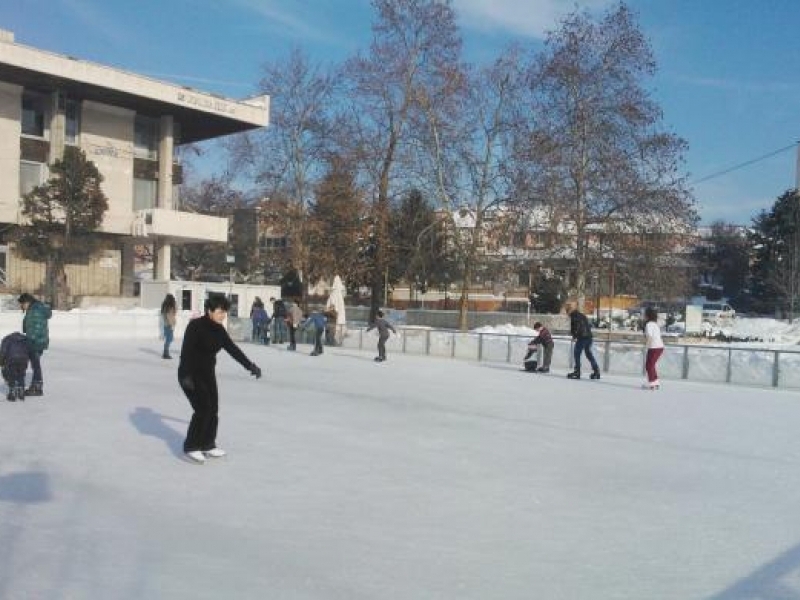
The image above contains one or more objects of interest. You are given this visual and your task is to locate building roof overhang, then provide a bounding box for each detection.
[0,36,269,144]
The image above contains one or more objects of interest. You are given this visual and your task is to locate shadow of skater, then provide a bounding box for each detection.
[129,407,187,458]
[706,540,800,600]
[0,471,52,504]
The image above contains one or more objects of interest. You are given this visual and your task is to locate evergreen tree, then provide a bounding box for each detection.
[15,147,109,308]
[750,190,800,317]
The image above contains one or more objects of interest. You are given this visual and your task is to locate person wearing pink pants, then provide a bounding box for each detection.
[644,307,664,390]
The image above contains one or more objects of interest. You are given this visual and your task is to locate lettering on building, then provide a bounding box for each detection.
[176,91,237,116]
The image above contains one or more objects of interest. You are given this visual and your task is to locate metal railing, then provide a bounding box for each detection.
[333,326,800,390]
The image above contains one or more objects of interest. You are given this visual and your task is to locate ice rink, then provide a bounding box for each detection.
[2,337,800,599]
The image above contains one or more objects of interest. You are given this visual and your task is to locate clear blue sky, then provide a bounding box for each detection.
[2,0,799,225]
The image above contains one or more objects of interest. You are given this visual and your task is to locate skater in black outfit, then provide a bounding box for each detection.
[366,310,396,362]
[178,294,262,464]
[567,303,600,380]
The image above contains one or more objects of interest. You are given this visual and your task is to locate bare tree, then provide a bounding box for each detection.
[519,3,695,307]
[341,0,464,321]
[227,47,337,291]
[421,47,525,329]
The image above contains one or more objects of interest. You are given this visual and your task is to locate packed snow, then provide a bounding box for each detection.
[2,336,800,599]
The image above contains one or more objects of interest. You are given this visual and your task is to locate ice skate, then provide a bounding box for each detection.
[536,367,550,373]
[590,370,601,380]
[25,382,43,396]
[6,388,15,402]
[567,370,580,379]
[649,380,660,390]
[203,447,226,458]
[184,450,206,464]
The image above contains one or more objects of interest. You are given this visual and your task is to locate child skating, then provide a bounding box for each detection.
[366,310,396,362]
[0,332,29,402]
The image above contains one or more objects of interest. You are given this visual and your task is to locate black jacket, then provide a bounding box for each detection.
[178,315,253,378]
[569,311,592,340]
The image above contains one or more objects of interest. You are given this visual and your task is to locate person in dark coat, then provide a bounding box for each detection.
[300,312,326,356]
[567,303,600,379]
[178,294,262,464]
[1,332,29,401]
[523,322,554,373]
[366,310,397,362]
[18,293,52,396]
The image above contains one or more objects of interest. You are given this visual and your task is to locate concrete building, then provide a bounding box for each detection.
[0,29,268,298]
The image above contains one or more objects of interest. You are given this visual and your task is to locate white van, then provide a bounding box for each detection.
[702,302,735,322]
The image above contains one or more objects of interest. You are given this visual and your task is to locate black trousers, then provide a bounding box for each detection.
[179,373,219,452]
[377,335,389,359]
[314,329,324,354]
[288,324,296,347]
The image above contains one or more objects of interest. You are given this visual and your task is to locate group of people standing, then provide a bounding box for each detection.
[524,303,664,389]
[1,293,51,401]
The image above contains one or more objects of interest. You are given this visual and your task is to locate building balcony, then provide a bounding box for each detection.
[131,209,227,244]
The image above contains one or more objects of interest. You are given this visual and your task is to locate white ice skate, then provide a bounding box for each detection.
[203,447,227,458]
[184,450,206,464]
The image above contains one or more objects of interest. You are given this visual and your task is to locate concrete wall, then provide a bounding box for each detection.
[8,248,122,296]
[80,101,135,235]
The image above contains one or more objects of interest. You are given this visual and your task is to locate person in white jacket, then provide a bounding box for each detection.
[643,307,664,390]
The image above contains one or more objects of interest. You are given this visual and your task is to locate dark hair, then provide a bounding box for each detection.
[376,310,384,318]
[204,293,231,313]
[533,321,543,329]
[18,293,35,304]
[161,293,176,313]
[644,307,658,322]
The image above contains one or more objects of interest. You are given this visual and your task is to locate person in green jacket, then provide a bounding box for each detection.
[18,293,52,396]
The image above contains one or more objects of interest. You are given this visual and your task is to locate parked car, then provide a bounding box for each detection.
[701,302,736,322]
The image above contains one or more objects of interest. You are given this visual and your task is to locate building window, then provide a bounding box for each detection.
[20,161,47,197]
[134,115,159,160]
[133,178,158,211]
[21,91,48,138]
[65,99,80,145]
[259,235,288,250]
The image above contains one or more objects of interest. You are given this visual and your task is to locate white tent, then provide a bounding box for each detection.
[325,275,347,327]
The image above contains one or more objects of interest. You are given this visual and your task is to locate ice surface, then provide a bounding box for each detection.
[2,338,800,599]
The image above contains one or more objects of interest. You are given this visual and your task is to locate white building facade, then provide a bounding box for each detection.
[0,29,268,297]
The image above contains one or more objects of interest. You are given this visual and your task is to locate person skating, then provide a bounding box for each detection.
[300,312,327,356]
[567,303,600,380]
[178,294,262,464]
[366,310,397,362]
[523,322,554,373]
[643,307,664,390]
[270,297,288,344]
[160,293,177,359]
[0,332,29,401]
[286,301,303,351]
[18,293,51,396]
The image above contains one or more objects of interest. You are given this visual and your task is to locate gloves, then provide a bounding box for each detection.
[249,363,262,379]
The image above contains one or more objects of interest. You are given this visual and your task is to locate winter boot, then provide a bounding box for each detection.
[590,370,601,380]
[567,370,581,379]
[25,382,43,397]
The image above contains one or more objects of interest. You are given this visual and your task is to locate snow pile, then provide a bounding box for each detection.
[473,324,537,337]
[709,318,800,346]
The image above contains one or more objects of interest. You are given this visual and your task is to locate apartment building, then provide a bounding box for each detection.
[0,29,268,297]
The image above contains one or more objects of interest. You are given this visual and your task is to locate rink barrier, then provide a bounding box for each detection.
[329,325,800,390]
[16,310,794,389]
